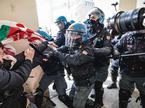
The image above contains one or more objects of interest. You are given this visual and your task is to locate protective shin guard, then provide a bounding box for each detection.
[140,94,145,108]
[58,95,74,108]
[119,89,131,108]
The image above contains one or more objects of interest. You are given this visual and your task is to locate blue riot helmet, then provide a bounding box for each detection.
[55,16,67,25]
[86,7,105,35]
[65,22,88,48]
[88,7,105,24]
[55,16,67,30]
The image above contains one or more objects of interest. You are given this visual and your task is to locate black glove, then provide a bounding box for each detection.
[29,41,48,56]
[42,46,56,58]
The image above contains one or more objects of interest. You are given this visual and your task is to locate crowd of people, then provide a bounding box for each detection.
[0,6,145,108]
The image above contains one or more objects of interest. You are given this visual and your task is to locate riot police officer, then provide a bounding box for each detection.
[34,17,70,108]
[49,16,70,90]
[45,22,112,108]
[114,31,145,108]
[32,41,72,108]
[55,16,70,47]
[49,16,70,47]
[85,7,112,108]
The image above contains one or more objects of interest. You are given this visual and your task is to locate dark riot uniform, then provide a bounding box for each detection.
[115,32,145,108]
[84,9,111,106]
[93,27,111,82]
[86,24,112,107]
[48,44,112,108]
[35,54,72,108]
[35,22,71,108]
[33,48,72,108]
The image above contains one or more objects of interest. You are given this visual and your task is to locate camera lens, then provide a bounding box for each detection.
[110,7,145,36]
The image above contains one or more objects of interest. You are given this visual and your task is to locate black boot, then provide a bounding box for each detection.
[58,94,74,108]
[94,81,104,107]
[35,88,44,108]
[140,94,145,108]
[94,89,104,107]
[119,89,131,108]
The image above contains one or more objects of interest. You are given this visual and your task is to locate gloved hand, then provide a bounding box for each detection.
[42,45,56,59]
[29,41,48,56]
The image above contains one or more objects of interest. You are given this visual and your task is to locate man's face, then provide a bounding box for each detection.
[65,31,82,48]
[56,21,65,30]
[89,14,99,22]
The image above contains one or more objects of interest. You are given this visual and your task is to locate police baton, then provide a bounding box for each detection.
[120,52,145,57]
[110,52,145,59]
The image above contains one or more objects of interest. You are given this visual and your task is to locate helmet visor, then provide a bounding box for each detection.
[65,31,83,47]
